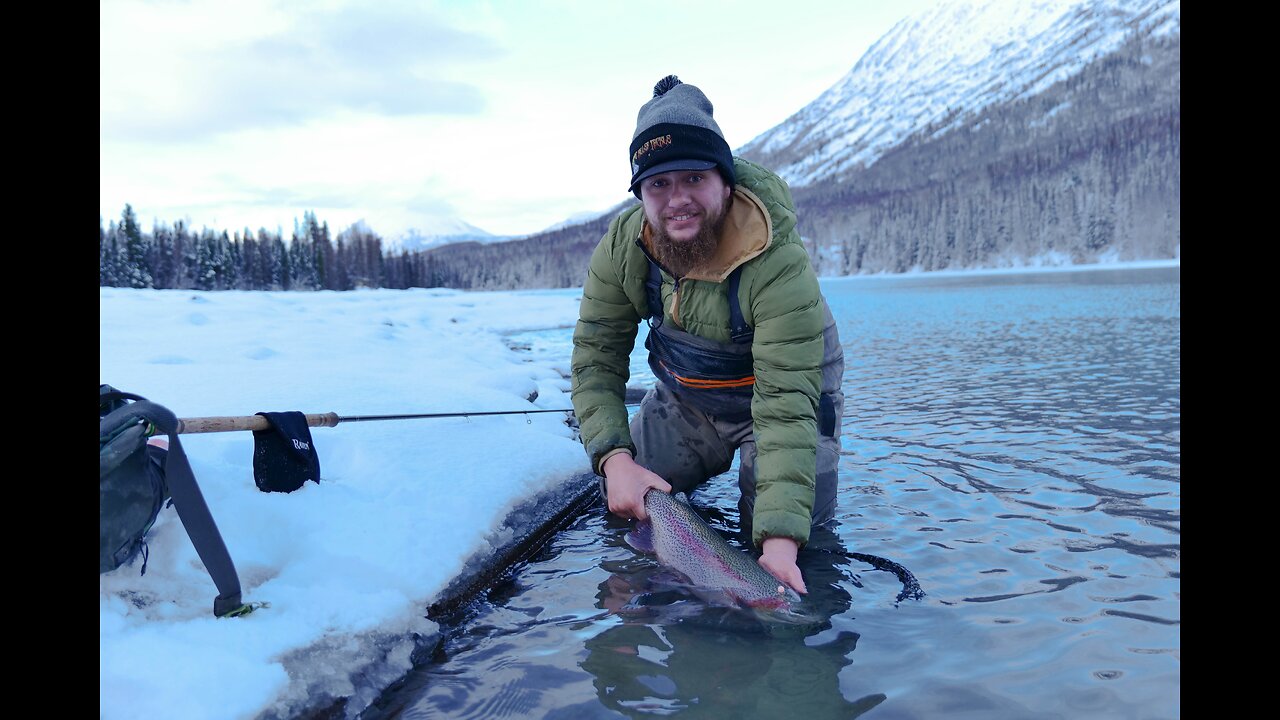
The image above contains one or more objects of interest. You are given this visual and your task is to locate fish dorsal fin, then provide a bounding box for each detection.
[674,492,691,505]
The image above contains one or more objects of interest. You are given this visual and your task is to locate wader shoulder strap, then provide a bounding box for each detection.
[645,259,753,344]
[645,258,752,343]
[103,397,244,617]
[644,259,664,328]
[727,266,753,344]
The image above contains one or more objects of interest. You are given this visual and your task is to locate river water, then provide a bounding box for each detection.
[364,265,1180,720]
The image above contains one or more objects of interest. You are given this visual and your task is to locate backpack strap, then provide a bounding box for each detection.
[726,265,753,344]
[100,397,245,617]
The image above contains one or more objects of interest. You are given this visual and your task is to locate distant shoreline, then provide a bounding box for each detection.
[820,258,1179,282]
[100,258,1180,296]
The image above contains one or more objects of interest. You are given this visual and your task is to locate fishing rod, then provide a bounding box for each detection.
[176,403,639,434]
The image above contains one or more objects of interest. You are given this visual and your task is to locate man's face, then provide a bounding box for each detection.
[639,169,732,244]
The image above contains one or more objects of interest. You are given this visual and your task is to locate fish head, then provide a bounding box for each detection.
[738,583,803,611]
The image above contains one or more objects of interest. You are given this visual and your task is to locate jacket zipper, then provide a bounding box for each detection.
[636,235,685,328]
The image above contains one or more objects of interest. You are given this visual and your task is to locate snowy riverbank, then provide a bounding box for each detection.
[100,287,595,719]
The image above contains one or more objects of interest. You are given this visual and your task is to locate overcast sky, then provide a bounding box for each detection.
[101,0,941,240]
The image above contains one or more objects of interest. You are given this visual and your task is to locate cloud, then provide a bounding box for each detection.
[101,1,502,142]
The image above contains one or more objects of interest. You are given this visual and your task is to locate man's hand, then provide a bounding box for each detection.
[759,537,808,595]
[602,453,672,521]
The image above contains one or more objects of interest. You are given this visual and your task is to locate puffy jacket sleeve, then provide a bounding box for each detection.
[745,243,825,548]
[572,214,642,474]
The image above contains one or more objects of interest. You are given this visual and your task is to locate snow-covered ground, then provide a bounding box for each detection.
[100,286,596,720]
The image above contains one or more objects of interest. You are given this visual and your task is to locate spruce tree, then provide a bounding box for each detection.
[99,217,117,286]
[173,220,193,289]
[153,222,174,289]
[120,204,153,288]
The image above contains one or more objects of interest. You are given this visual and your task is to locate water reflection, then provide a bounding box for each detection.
[581,616,879,718]
[582,523,883,718]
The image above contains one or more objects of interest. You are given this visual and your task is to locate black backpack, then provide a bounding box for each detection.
[100,385,246,617]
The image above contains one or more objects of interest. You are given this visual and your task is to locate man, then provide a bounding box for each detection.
[571,75,845,594]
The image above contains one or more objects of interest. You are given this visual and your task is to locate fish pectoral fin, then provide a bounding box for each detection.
[648,569,696,590]
[691,587,741,608]
[625,521,656,554]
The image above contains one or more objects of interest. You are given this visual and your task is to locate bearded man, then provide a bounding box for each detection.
[571,76,845,594]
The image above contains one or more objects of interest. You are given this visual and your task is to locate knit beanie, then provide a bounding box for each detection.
[628,75,735,197]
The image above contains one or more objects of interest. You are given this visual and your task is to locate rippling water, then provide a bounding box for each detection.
[366,265,1179,720]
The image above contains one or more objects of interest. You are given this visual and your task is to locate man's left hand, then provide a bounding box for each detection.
[759,537,807,595]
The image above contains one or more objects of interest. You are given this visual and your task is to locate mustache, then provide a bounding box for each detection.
[664,205,705,219]
[647,205,727,277]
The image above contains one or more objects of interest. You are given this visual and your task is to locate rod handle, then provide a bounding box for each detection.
[176,413,340,434]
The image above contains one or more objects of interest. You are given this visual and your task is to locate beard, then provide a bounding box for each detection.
[646,196,731,278]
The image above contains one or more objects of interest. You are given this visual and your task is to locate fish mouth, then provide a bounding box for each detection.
[756,607,817,626]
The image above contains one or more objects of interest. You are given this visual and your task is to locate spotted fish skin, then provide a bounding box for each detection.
[625,490,802,611]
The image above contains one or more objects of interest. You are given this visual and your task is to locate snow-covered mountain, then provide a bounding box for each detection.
[739,0,1179,186]
[533,208,621,236]
[416,0,1179,286]
[390,217,510,253]
[401,202,637,252]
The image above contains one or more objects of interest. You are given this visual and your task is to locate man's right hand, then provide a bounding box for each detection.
[602,453,672,521]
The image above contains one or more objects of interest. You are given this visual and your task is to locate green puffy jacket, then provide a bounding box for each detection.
[571,157,826,547]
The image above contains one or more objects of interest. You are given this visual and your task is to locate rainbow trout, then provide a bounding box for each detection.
[625,489,802,612]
